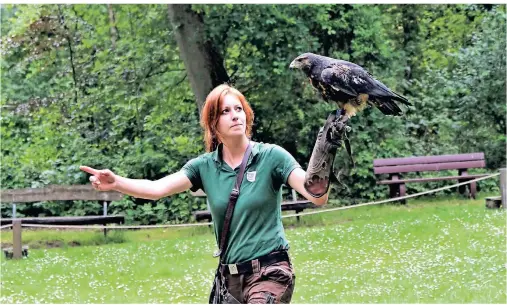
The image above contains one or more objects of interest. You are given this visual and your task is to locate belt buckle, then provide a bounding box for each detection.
[228,264,239,275]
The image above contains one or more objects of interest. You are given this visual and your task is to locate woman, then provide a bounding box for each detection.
[80,84,346,303]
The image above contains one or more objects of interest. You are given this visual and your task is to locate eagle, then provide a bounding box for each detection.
[289,52,411,126]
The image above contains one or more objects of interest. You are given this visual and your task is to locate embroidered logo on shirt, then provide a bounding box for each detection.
[246,171,256,182]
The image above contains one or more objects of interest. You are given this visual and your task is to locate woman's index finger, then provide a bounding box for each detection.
[80,166,99,176]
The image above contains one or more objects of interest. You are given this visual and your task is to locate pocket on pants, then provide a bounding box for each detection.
[279,275,295,304]
[262,261,294,286]
[260,262,295,303]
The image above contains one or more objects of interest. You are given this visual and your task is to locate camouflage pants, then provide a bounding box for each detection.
[222,260,296,304]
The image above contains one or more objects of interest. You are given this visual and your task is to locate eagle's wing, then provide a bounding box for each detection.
[320,63,395,99]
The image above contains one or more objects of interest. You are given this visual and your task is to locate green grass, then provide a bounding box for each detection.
[1,194,505,303]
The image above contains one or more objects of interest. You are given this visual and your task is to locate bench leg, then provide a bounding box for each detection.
[458,180,468,196]
[458,179,476,199]
[469,181,477,199]
[399,183,407,204]
[388,174,406,204]
[458,169,469,197]
[389,184,400,198]
[388,183,406,204]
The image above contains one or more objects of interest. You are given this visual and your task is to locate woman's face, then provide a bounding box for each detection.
[216,93,247,140]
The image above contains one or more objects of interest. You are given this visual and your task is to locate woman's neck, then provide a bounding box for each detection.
[221,136,250,168]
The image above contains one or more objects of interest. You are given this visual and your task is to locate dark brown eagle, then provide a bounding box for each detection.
[289,52,411,125]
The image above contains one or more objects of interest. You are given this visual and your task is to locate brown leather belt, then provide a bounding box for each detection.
[220,250,290,275]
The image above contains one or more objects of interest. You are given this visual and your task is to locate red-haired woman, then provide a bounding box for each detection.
[81,84,347,304]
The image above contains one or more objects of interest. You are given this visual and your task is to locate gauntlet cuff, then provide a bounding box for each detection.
[304,112,347,198]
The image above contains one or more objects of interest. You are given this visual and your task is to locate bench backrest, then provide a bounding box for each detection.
[0,185,123,203]
[373,152,485,175]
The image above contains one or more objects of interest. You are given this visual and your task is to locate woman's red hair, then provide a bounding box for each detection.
[200,84,254,152]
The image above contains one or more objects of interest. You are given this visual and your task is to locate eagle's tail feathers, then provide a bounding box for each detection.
[374,98,403,116]
[371,79,411,106]
[390,91,411,106]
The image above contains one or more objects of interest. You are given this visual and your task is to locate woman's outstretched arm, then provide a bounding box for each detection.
[80,166,192,200]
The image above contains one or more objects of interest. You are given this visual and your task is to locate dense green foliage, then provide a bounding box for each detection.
[1,4,505,223]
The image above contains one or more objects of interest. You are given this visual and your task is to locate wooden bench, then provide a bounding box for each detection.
[374,152,488,203]
[191,188,319,223]
[0,185,125,258]
[0,216,124,259]
[0,185,124,228]
[1,184,122,202]
[0,215,125,226]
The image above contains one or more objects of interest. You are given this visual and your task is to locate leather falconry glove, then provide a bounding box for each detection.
[304,112,349,198]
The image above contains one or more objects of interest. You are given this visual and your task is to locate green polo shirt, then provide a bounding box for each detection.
[181,141,301,264]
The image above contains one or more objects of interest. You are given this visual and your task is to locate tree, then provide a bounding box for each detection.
[1,4,504,221]
[166,4,229,112]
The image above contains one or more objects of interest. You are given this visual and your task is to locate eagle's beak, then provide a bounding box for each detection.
[289,60,297,69]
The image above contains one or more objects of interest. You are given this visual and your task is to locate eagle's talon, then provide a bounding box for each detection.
[338,114,349,125]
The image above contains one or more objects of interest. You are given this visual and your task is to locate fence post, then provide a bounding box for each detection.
[103,201,108,237]
[12,203,16,218]
[500,168,506,209]
[12,220,22,259]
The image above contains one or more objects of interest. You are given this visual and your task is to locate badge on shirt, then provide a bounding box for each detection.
[246,171,256,182]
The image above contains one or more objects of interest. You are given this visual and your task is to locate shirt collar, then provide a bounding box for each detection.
[212,140,259,165]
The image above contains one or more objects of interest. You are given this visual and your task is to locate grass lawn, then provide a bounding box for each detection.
[1,193,505,303]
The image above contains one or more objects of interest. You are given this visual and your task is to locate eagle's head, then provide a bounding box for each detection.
[289,53,315,72]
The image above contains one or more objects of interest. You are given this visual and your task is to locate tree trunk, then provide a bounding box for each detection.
[401,5,420,86]
[57,5,78,108]
[166,4,229,113]
[107,4,120,49]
